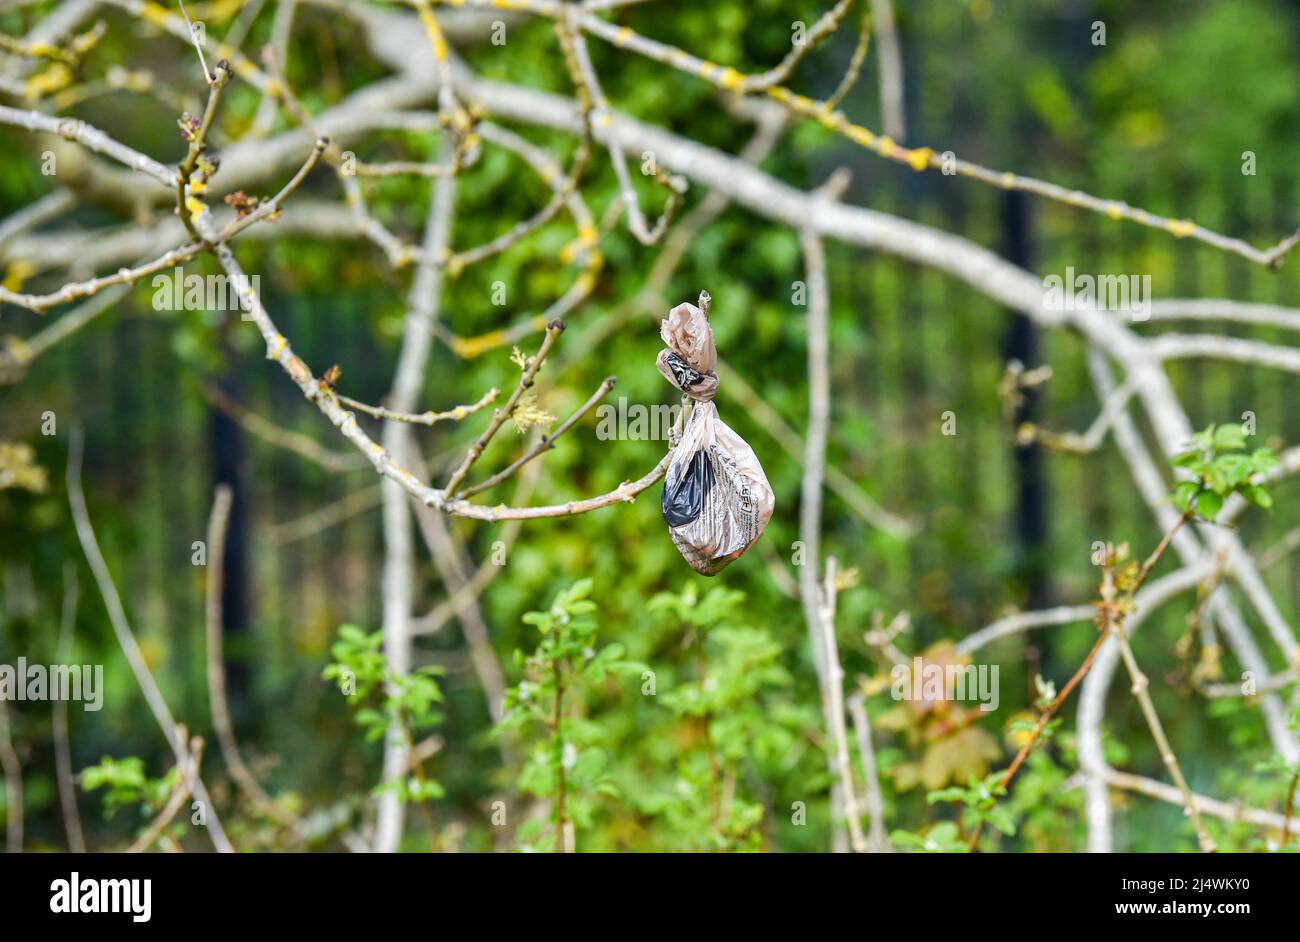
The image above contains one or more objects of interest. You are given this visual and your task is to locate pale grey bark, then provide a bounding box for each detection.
[375,146,457,853]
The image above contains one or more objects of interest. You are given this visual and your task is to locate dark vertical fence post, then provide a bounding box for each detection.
[209,335,250,714]
[1000,190,1050,612]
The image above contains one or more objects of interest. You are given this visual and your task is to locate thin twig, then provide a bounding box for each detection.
[53,562,86,852]
[967,515,1191,851]
[176,60,232,242]
[818,557,868,853]
[561,10,684,245]
[847,693,890,852]
[128,735,203,853]
[1,137,326,313]
[67,427,234,852]
[739,0,856,93]
[458,375,614,498]
[442,322,565,498]
[176,0,212,81]
[267,484,383,544]
[204,484,302,832]
[338,386,499,427]
[204,382,368,472]
[1099,768,1300,841]
[1102,560,1217,852]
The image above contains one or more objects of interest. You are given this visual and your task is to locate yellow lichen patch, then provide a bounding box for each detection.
[844,125,876,148]
[1166,218,1196,238]
[231,57,260,81]
[26,42,64,60]
[1,334,33,368]
[1000,172,1017,188]
[139,3,171,27]
[2,260,37,293]
[717,67,744,91]
[821,109,848,131]
[1105,201,1126,220]
[24,63,71,99]
[614,27,633,47]
[905,146,934,171]
[453,328,512,359]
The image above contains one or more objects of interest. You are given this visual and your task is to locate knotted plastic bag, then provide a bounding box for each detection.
[657,292,774,575]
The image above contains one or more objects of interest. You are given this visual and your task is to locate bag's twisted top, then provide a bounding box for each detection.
[656,290,719,402]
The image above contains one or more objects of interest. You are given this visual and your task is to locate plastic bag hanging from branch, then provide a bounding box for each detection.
[657,291,774,575]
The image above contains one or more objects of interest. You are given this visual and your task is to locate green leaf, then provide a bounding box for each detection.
[1194,490,1223,520]
[986,805,1017,836]
[1240,484,1273,509]
[1251,448,1279,471]
[927,786,967,804]
[566,578,594,603]
[1171,480,1199,512]
[1213,453,1252,487]
[1213,424,1246,450]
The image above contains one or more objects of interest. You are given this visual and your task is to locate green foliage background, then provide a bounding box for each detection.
[2,0,1300,851]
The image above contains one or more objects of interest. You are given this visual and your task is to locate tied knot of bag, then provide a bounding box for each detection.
[656,299,719,402]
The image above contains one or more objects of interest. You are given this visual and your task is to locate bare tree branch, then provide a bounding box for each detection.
[67,428,234,852]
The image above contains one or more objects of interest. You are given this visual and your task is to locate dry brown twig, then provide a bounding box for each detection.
[966,517,1194,852]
